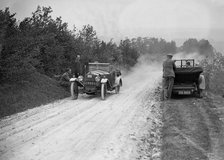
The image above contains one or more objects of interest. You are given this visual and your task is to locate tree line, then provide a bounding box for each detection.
[0,6,215,84]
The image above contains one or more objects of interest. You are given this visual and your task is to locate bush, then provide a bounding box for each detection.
[200,52,224,94]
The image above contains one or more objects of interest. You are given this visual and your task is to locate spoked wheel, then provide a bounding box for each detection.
[70,81,78,100]
[101,83,107,100]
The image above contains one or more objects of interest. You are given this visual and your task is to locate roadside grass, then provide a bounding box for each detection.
[161,92,224,160]
[161,99,211,160]
[0,72,69,119]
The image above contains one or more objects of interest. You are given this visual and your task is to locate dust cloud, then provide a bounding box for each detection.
[123,55,163,89]
[173,52,205,64]
[122,52,207,89]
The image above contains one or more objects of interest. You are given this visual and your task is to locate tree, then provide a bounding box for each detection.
[181,38,199,53]
[76,25,98,63]
[181,38,214,56]
[198,39,213,56]
[0,8,23,82]
[119,39,139,68]
[18,6,72,75]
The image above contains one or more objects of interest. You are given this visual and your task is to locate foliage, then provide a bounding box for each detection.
[2,6,210,84]
[180,38,214,56]
[119,39,139,68]
[200,52,224,94]
[130,37,177,55]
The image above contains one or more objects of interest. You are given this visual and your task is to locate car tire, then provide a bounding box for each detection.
[101,83,107,100]
[120,80,122,87]
[71,81,78,100]
[115,85,120,94]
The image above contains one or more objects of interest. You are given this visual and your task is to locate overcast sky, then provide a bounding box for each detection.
[1,0,224,51]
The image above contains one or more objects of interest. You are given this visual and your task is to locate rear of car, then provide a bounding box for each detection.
[172,59,203,96]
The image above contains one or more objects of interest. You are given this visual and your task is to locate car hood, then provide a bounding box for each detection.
[88,70,109,75]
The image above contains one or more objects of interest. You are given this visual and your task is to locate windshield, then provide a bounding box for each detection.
[174,59,195,68]
[89,63,110,72]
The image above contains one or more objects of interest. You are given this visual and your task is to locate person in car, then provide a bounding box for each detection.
[186,61,191,67]
[162,54,176,100]
[60,68,72,89]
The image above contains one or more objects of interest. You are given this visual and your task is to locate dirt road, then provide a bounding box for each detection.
[0,64,162,160]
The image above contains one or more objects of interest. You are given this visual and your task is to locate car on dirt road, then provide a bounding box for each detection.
[70,62,122,100]
[172,59,203,96]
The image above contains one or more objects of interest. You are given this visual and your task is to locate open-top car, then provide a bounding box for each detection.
[172,59,203,96]
[70,62,122,100]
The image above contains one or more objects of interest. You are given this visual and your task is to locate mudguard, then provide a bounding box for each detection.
[101,78,108,83]
[70,78,77,82]
[70,78,84,87]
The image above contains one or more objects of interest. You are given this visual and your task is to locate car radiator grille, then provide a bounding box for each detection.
[84,81,97,86]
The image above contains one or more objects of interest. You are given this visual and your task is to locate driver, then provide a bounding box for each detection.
[71,55,85,100]
[162,54,176,100]
[72,55,83,78]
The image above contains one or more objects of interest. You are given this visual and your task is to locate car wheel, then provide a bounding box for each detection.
[115,85,120,94]
[120,80,122,87]
[70,81,78,100]
[101,83,107,100]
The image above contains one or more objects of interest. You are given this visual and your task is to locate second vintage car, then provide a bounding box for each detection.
[70,62,122,100]
[172,59,203,96]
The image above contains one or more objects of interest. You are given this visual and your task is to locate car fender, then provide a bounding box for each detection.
[70,78,77,82]
[101,78,108,84]
[70,78,84,87]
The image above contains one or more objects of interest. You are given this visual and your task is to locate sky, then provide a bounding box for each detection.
[1,0,224,52]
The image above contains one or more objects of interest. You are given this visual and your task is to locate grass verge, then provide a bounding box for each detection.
[0,72,69,119]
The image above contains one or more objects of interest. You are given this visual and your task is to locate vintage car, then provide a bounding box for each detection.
[70,62,122,100]
[172,59,203,96]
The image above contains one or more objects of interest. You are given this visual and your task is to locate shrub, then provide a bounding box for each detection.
[200,52,224,94]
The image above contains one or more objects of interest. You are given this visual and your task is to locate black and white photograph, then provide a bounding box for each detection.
[0,0,224,159]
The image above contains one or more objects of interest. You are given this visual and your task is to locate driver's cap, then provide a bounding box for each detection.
[167,54,173,57]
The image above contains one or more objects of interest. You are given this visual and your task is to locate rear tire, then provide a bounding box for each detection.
[101,83,107,100]
[71,81,78,100]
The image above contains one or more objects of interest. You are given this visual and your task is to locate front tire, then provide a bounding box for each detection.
[101,83,107,100]
[70,81,78,100]
[115,85,120,94]
[120,80,123,87]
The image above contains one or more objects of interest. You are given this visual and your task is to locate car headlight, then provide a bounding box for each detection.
[95,75,100,82]
[78,75,83,81]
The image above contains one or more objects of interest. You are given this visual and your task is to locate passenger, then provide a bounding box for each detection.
[198,72,205,98]
[162,54,176,100]
[186,61,191,67]
[59,68,72,89]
